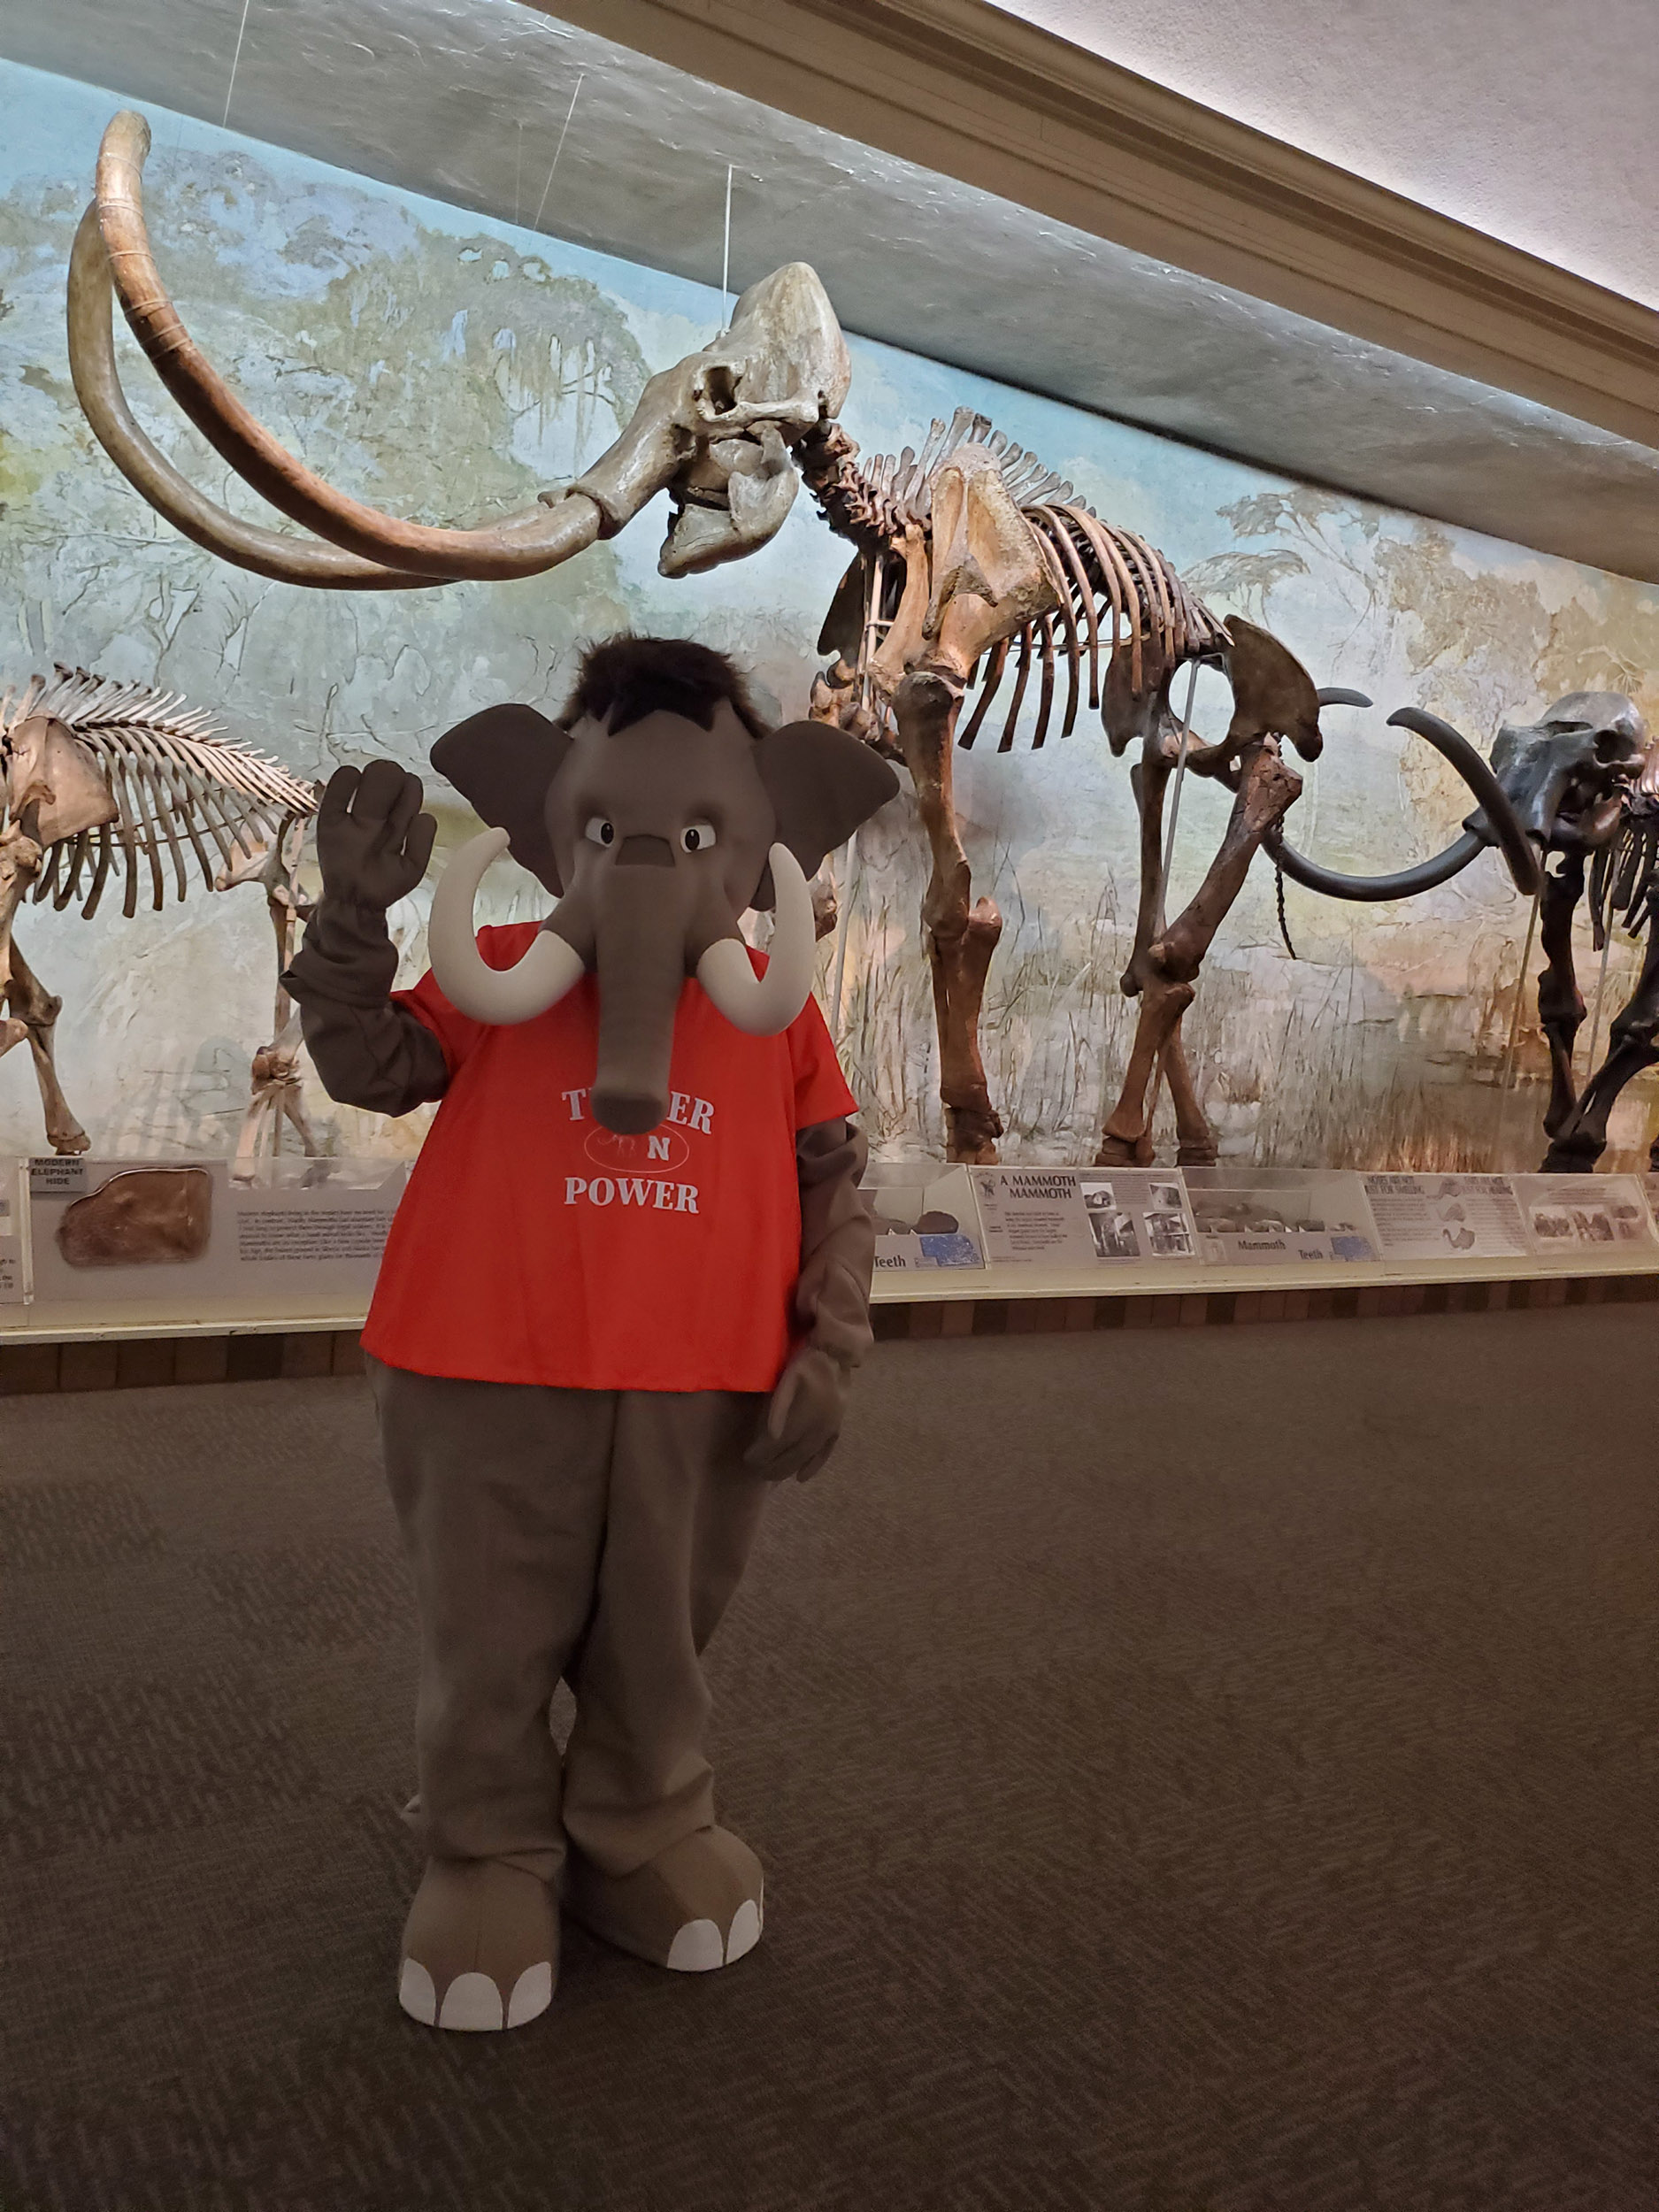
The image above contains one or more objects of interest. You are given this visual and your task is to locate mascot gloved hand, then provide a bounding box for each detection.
[283,638,897,2032]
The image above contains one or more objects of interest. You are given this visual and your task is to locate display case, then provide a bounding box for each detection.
[4,5,1659,1347]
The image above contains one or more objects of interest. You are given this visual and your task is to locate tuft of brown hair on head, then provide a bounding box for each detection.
[561,634,771,741]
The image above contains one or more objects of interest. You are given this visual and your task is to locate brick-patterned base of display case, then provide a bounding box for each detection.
[871,1271,1659,1340]
[0,1328,366,1396]
[4,1270,1658,1394]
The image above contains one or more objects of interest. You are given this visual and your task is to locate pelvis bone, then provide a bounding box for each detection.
[2,716,119,845]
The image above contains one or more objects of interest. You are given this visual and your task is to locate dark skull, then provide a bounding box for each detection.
[1485,691,1654,854]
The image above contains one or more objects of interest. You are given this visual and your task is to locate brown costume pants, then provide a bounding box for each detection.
[368,1358,772,1883]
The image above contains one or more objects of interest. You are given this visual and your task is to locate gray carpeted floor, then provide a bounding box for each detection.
[2,1307,1655,2212]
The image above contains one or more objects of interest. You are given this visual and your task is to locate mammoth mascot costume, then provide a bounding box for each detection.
[284,636,898,2031]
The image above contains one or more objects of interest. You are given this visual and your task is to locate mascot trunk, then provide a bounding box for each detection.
[284,637,898,2031]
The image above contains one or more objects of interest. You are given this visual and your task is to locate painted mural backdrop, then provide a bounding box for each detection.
[4,60,1659,1170]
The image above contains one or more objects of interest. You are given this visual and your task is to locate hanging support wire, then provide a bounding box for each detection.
[721,163,735,327]
[532,74,586,232]
[222,0,254,128]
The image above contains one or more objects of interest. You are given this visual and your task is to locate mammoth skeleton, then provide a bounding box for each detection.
[0,667,319,1159]
[803,411,1540,1164]
[1344,691,1659,1174]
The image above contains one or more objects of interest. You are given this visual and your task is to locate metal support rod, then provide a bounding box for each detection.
[1155,659,1202,934]
[1500,882,1541,1098]
[1583,833,1622,1076]
[826,832,858,1038]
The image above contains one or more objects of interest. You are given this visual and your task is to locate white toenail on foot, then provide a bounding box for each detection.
[726,1899,761,1962]
[399,1958,438,2025]
[507,1961,554,2027]
[438,1970,505,2031]
[664,1918,724,1971]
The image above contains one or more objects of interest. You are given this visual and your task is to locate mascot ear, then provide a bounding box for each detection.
[754,720,900,887]
[430,704,572,895]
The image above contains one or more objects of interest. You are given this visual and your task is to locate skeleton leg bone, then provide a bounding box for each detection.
[1095,753,1173,1165]
[1535,856,1586,1141]
[1158,1022,1218,1168]
[892,668,1003,1164]
[0,825,91,1153]
[4,937,91,1156]
[0,835,31,1062]
[1100,740,1301,1166]
[1540,912,1659,1171]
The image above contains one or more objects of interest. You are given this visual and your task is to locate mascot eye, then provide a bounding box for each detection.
[585,817,616,848]
[680,822,717,853]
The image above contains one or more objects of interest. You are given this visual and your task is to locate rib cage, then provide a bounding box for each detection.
[0,666,318,922]
[813,405,1232,755]
[1591,799,1659,943]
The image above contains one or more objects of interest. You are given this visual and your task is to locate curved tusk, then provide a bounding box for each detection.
[427,828,586,1023]
[92,112,605,582]
[1265,825,1488,902]
[1316,687,1372,709]
[67,206,439,592]
[1265,703,1542,902]
[1386,707,1541,895]
[696,844,817,1035]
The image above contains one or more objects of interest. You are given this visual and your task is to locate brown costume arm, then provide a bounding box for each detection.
[746,1115,874,1483]
[791,1114,875,1364]
[281,897,450,1117]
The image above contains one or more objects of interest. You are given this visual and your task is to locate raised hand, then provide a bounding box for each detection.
[315,760,437,911]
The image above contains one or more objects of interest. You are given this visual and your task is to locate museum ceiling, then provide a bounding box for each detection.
[4,0,1658,582]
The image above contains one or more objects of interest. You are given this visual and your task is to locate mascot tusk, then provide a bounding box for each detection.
[695,844,818,1036]
[426,827,585,1024]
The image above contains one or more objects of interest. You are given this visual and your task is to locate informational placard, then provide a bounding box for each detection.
[1361,1172,1529,1261]
[27,1156,407,1306]
[1516,1173,1656,1255]
[0,1156,29,1303]
[864,1162,985,1271]
[972,1166,1197,1267]
[1184,1170,1378,1266]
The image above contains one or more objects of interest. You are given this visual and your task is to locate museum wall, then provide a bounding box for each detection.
[5,56,1659,1171]
[994,0,1659,310]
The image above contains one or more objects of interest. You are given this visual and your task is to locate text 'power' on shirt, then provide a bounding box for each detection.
[360,922,858,1392]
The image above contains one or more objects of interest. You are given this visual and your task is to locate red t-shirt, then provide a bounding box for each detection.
[361,922,858,1392]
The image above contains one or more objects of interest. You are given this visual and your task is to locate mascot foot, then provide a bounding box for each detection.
[397,1858,557,2032]
[565,1826,764,1972]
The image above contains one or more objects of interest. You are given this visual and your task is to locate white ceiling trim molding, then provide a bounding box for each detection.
[534,0,1659,454]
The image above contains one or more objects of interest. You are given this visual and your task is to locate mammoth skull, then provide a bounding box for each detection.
[66,111,849,591]
[1485,691,1655,855]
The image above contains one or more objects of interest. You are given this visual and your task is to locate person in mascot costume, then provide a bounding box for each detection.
[282,634,899,2032]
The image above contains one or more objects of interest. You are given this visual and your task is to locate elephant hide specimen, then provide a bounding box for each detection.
[57,1167,213,1266]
